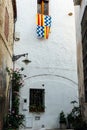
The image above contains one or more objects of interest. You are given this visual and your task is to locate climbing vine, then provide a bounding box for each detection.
[4,67,25,129]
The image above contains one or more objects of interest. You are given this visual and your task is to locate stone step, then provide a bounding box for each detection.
[20,128,74,130]
[46,129,74,130]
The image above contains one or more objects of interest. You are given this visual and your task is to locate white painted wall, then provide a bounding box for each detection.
[14,0,78,129]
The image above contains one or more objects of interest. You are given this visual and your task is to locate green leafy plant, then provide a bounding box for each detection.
[67,101,87,130]
[59,111,67,129]
[59,111,66,124]
[29,105,45,112]
[4,67,25,129]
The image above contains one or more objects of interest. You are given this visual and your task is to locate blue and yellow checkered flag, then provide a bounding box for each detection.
[36,14,52,39]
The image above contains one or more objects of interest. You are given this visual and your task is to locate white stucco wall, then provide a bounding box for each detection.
[14,0,78,129]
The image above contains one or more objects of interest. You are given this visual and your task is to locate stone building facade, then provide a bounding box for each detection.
[0,0,15,129]
[74,0,87,121]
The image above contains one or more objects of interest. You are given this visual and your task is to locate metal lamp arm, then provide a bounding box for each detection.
[12,53,28,61]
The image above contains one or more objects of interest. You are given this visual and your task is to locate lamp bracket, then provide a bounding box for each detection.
[12,53,28,61]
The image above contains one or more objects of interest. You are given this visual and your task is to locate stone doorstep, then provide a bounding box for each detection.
[46,129,74,130]
[20,128,74,130]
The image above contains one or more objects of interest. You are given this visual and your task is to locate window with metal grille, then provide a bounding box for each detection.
[37,0,49,15]
[29,89,45,112]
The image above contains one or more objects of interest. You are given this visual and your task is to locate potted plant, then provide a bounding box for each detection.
[29,105,45,112]
[67,101,87,130]
[59,111,66,129]
[67,112,73,128]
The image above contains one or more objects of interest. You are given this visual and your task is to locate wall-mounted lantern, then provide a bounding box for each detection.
[12,53,31,65]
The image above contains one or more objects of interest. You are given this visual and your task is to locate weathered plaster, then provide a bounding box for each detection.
[0,0,14,129]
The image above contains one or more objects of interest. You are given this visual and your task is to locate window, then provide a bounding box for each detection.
[74,0,82,5]
[36,0,51,39]
[29,89,45,112]
[12,0,17,21]
[81,6,87,102]
[37,0,49,15]
[4,8,9,41]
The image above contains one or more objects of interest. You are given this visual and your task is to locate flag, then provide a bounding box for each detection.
[36,13,52,39]
[36,25,44,38]
[44,15,51,27]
